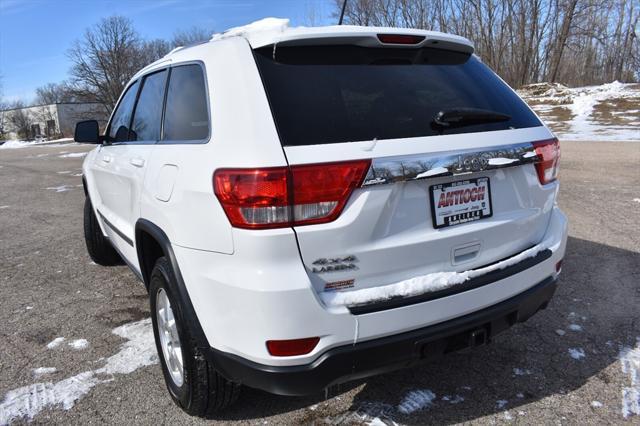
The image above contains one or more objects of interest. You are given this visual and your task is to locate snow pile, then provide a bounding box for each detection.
[0,140,37,149]
[0,138,74,149]
[322,244,545,307]
[518,81,640,141]
[211,17,289,42]
[0,319,157,424]
[397,389,436,414]
[619,337,640,418]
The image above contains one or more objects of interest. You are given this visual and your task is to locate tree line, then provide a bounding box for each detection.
[333,0,639,88]
[3,2,639,121]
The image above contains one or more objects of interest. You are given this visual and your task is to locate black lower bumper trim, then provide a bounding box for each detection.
[209,276,557,396]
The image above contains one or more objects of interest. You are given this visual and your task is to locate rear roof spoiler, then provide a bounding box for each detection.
[212,19,474,55]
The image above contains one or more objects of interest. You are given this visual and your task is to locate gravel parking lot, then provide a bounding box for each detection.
[0,140,638,425]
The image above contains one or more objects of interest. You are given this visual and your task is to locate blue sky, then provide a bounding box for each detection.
[0,0,336,103]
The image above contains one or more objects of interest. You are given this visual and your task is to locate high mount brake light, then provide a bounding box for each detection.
[377,34,426,45]
[532,138,560,185]
[213,160,371,229]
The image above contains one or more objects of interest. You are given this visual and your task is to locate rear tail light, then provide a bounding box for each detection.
[532,138,560,185]
[214,160,371,229]
[266,337,320,356]
[377,34,426,45]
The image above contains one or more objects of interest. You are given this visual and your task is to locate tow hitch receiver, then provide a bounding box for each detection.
[469,328,489,347]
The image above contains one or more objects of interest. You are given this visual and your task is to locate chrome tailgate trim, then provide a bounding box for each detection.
[362,142,539,187]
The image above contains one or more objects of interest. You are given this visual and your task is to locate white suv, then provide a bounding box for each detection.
[75,21,567,417]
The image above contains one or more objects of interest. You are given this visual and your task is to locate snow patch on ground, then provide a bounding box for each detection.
[591,401,603,408]
[68,339,89,350]
[322,244,545,307]
[633,198,640,203]
[496,400,509,409]
[32,367,56,376]
[569,348,586,360]
[556,329,566,336]
[327,401,398,425]
[519,81,640,141]
[569,324,583,332]
[0,138,74,149]
[619,337,640,418]
[46,337,65,349]
[441,394,464,404]
[0,140,40,149]
[513,368,532,376]
[0,319,157,424]
[397,389,436,414]
[45,185,74,193]
[59,152,87,158]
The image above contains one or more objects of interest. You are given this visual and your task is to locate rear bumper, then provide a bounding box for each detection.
[209,276,557,396]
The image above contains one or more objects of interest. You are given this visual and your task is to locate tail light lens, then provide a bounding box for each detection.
[266,337,320,357]
[533,138,560,185]
[214,160,371,229]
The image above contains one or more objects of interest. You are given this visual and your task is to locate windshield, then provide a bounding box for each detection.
[254,45,541,146]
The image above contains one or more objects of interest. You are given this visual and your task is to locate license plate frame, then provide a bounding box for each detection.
[429,177,493,229]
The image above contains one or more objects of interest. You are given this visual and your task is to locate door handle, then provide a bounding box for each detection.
[101,155,112,163]
[130,157,145,168]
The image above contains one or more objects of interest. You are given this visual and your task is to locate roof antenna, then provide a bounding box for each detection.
[338,0,348,25]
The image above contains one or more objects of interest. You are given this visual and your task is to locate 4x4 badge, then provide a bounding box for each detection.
[311,256,358,273]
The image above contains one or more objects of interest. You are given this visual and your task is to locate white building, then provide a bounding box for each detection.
[0,102,109,140]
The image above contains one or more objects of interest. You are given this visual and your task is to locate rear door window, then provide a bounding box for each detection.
[162,64,209,142]
[254,45,542,146]
[130,69,168,142]
[108,81,139,142]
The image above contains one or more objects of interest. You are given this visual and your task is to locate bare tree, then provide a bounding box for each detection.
[6,101,34,139]
[66,16,167,112]
[172,26,213,47]
[35,82,77,105]
[333,0,640,87]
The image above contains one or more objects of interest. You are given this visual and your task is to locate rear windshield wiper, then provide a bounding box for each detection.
[433,108,511,129]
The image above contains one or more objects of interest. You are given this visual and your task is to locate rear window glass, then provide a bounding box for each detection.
[254,46,541,146]
[162,64,209,142]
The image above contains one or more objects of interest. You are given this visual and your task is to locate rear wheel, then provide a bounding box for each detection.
[83,197,121,266]
[149,257,241,416]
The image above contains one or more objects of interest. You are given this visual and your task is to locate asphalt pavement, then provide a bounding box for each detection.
[0,140,638,425]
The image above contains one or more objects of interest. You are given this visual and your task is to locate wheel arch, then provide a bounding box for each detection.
[135,219,210,348]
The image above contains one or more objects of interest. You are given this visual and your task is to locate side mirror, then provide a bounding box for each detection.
[74,120,101,144]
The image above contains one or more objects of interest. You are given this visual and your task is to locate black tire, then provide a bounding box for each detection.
[149,257,241,417]
[83,197,121,266]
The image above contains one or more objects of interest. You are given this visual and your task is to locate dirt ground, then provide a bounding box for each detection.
[0,140,638,425]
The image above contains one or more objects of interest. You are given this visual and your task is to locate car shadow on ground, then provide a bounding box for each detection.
[214,236,639,423]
